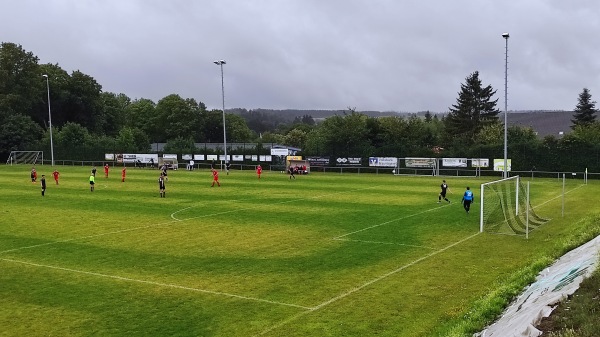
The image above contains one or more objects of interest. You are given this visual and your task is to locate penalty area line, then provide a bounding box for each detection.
[333,202,452,239]
[333,238,437,250]
[256,231,481,336]
[0,257,312,310]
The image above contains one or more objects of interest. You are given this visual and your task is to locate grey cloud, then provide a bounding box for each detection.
[3,0,599,112]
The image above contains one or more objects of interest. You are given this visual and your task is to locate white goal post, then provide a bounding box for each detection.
[6,151,44,165]
[480,175,549,236]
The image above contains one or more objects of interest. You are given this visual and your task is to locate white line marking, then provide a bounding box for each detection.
[170,206,193,221]
[256,232,481,336]
[333,238,437,250]
[333,203,452,239]
[533,183,585,209]
[0,257,312,310]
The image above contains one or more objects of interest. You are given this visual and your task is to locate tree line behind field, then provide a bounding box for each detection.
[1,42,599,172]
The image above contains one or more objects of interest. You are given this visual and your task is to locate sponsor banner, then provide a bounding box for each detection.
[244,155,252,160]
[251,155,258,162]
[193,154,205,161]
[369,157,398,167]
[218,155,229,162]
[443,158,467,168]
[494,159,512,172]
[206,154,218,161]
[232,155,244,161]
[271,148,288,156]
[405,157,436,168]
[308,156,330,167]
[116,154,124,163]
[163,154,177,160]
[287,156,302,161]
[105,153,115,160]
[182,154,192,161]
[135,154,158,163]
[336,157,362,166]
[471,158,489,168]
[122,154,137,163]
[259,155,272,162]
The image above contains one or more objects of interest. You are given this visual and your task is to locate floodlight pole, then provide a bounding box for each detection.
[214,60,227,170]
[43,74,55,166]
[502,33,509,179]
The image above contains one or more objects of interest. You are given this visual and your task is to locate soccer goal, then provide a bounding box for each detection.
[480,176,549,237]
[6,151,44,165]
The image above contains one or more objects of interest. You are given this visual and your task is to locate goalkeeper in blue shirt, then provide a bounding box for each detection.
[462,186,474,214]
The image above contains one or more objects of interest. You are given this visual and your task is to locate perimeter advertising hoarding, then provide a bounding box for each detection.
[405,157,436,168]
[336,157,362,166]
[121,154,137,163]
[136,154,159,163]
[442,158,467,168]
[271,148,289,156]
[259,155,272,162]
[116,154,158,164]
[232,155,244,161]
[368,157,398,167]
[193,154,205,161]
[104,153,115,160]
[494,159,512,172]
[206,154,218,161]
[308,156,330,166]
[182,154,192,161]
[163,154,177,160]
[471,158,489,168]
[286,156,302,161]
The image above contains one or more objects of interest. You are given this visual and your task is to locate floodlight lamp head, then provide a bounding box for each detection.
[502,32,510,39]
[213,60,226,65]
[42,74,48,78]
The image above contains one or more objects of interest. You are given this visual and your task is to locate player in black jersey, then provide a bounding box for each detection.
[159,173,166,198]
[438,180,451,203]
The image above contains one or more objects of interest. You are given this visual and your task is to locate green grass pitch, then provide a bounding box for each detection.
[0,165,597,336]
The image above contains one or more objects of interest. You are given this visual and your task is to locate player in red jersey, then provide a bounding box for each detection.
[104,164,109,178]
[31,167,37,183]
[256,164,262,179]
[121,167,127,182]
[211,169,220,187]
[52,169,60,185]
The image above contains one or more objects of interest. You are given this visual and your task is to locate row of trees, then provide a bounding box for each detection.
[1,42,599,171]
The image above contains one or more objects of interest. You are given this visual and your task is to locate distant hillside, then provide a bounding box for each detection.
[229,108,575,138]
[506,110,573,137]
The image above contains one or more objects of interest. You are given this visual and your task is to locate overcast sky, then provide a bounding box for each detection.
[3,0,599,112]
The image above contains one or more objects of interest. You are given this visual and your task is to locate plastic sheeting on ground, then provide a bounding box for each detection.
[477,235,600,337]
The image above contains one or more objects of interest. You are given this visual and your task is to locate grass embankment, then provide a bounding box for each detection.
[433,214,600,336]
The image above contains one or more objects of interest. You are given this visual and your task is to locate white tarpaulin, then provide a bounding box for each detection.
[478,235,600,337]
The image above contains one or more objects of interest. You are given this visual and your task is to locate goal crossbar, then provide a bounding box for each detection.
[480,175,549,236]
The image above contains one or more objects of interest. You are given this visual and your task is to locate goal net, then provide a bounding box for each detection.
[480,176,549,235]
[6,151,44,165]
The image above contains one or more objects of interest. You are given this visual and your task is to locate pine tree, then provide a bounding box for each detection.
[571,88,598,128]
[445,71,500,143]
